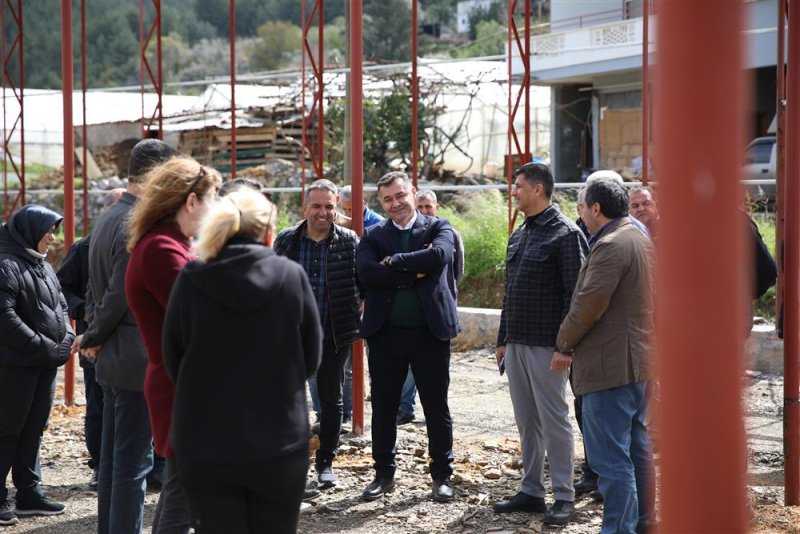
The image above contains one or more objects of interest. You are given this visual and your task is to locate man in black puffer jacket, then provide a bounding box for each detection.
[273,179,360,490]
[0,205,75,525]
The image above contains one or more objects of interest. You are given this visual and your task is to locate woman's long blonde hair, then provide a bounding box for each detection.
[195,188,276,262]
[127,157,221,252]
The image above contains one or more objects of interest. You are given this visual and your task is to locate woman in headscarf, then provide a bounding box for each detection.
[125,157,221,533]
[0,205,74,526]
[163,188,321,533]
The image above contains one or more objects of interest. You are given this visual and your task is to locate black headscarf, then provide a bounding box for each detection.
[6,204,63,250]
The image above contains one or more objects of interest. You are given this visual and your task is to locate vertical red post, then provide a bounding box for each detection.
[641,0,649,184]
[524,0,530,159]
[784,0,800,506]
[229,0,236,178]
[317,1,324,178]
[350,0,365,436]
[300,0,306,205]
[61,0,76,406]
[139,0,163,139]
[2,0,26,220]
[139,0,144,137]
[776,0,786,334]
[301,0,325,189]
[507,0,513,234]
[656,1,748,531]
[411,0,418,188]
[81,0,88,234]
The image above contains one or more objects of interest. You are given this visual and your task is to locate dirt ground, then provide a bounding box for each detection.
[1,349,798,533]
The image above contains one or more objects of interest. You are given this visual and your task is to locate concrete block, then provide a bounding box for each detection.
[453,307,501,350]
[747,323,784,374]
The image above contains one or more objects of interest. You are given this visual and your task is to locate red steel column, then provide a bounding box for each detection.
[785,0,800,506]
[411,0,418,188]
[776,0,786,334]
[2,0,25,220]
[656,1,748,530]
[61,0,76,406]
[350,0,365,436]
[300,0,306,205]
[139,0,163,139]
[524,0,530,159]
[641,0,649,184]
[230,0,236,178]
[506,0,513,234]
[80,0,88,234]
[317,1,324,178]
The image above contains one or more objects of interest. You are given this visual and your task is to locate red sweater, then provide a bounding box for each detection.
[125,223,192,457]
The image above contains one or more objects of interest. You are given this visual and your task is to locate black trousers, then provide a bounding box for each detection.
[367,325,453,480]
[315,340,351,470]
[0,366,57,502]
[177,446,307,534]
[82,366,104,470]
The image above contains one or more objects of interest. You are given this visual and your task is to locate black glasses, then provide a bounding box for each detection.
[188,166,206,195]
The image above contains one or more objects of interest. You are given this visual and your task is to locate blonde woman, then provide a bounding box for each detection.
[125,157,221,533]
[163,188,322,534]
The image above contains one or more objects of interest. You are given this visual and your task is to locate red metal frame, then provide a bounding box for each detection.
[506,0,531,234]
[350,0,365,436]
[80,0,88,234]
[230,0,237,178]
[2,0,24,221]
[139,0,163,139]
[641,0,650,184]
[301,0,325,198]
[784,0,800,506]
[411,0,418,188]
[61,0,76,406]
[656,0,748,529]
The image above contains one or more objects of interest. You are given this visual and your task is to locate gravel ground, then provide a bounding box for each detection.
[1,349,797,533]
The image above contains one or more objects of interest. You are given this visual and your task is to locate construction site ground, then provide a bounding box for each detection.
[2,348,798,533]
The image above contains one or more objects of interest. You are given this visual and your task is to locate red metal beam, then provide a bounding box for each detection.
[411,0,418,188]
[2,0,24,221]
[656,0,748,530]
[785,0,800,506]
[641,0,650,184]
[139,0,163,139]
[61,0,76,406]
[301,0,325,185]
[350,0,365,436]
[506,0,530,234]
[776,0,787,337]
[80,0,88,234]
[230,0,237,178]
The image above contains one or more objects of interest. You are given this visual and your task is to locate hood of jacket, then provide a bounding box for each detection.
[182,237,284,314]
[5,204,63,251]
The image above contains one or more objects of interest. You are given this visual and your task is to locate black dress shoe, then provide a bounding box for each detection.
[492,492,547,513]
[574,476,598,494]
[543,500,575,526]
[303,488,320,501]
[432,476,455,503]
[362,476,395,501]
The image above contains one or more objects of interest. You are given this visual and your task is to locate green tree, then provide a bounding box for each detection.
[468,3,504,40]
[363,0,411,62]
[250,20,302,71]
[452,19,506,58]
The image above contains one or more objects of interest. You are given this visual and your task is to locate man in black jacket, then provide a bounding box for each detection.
[273,179,360,490]
[356,171,460,503]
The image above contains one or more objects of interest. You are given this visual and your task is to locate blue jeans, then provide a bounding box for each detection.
[309,353,353,419]
[97,387,154,534]
[582,381,655,534]
[398,369,416,417]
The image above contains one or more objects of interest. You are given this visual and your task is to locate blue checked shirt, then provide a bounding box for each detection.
[298,232,331,336]
[498,204,589,348]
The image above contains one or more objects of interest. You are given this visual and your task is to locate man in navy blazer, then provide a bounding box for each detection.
[356,171,459,504]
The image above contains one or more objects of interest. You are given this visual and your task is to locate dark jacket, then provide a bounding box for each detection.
[82,192,148,392]
[357,214,460,340]
[273,221,360,348]
[56,235,93,368]
[0,205,74,368]
[163,238,322,463]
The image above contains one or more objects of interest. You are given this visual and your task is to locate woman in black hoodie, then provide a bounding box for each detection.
[163,188,322,534]
[0,205,75,526]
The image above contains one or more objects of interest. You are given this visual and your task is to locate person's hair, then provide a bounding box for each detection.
[376,171,412,192]
[127,139,177,183]
[416,189,437,203]
[514,162,554,198]
[586,169,624,185]
[339,185,352,202]
[219,177,262,197]
[195,188,276,262]
[585,177,630,219]
[630,185,655,198]
[306,179,338,198]
[127,157,221,251]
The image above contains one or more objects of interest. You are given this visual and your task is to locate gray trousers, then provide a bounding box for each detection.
[506,343,575,501]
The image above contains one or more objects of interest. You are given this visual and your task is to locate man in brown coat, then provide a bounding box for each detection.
[552,177,655,534]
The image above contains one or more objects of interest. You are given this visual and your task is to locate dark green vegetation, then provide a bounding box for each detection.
[7,0,516,91]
